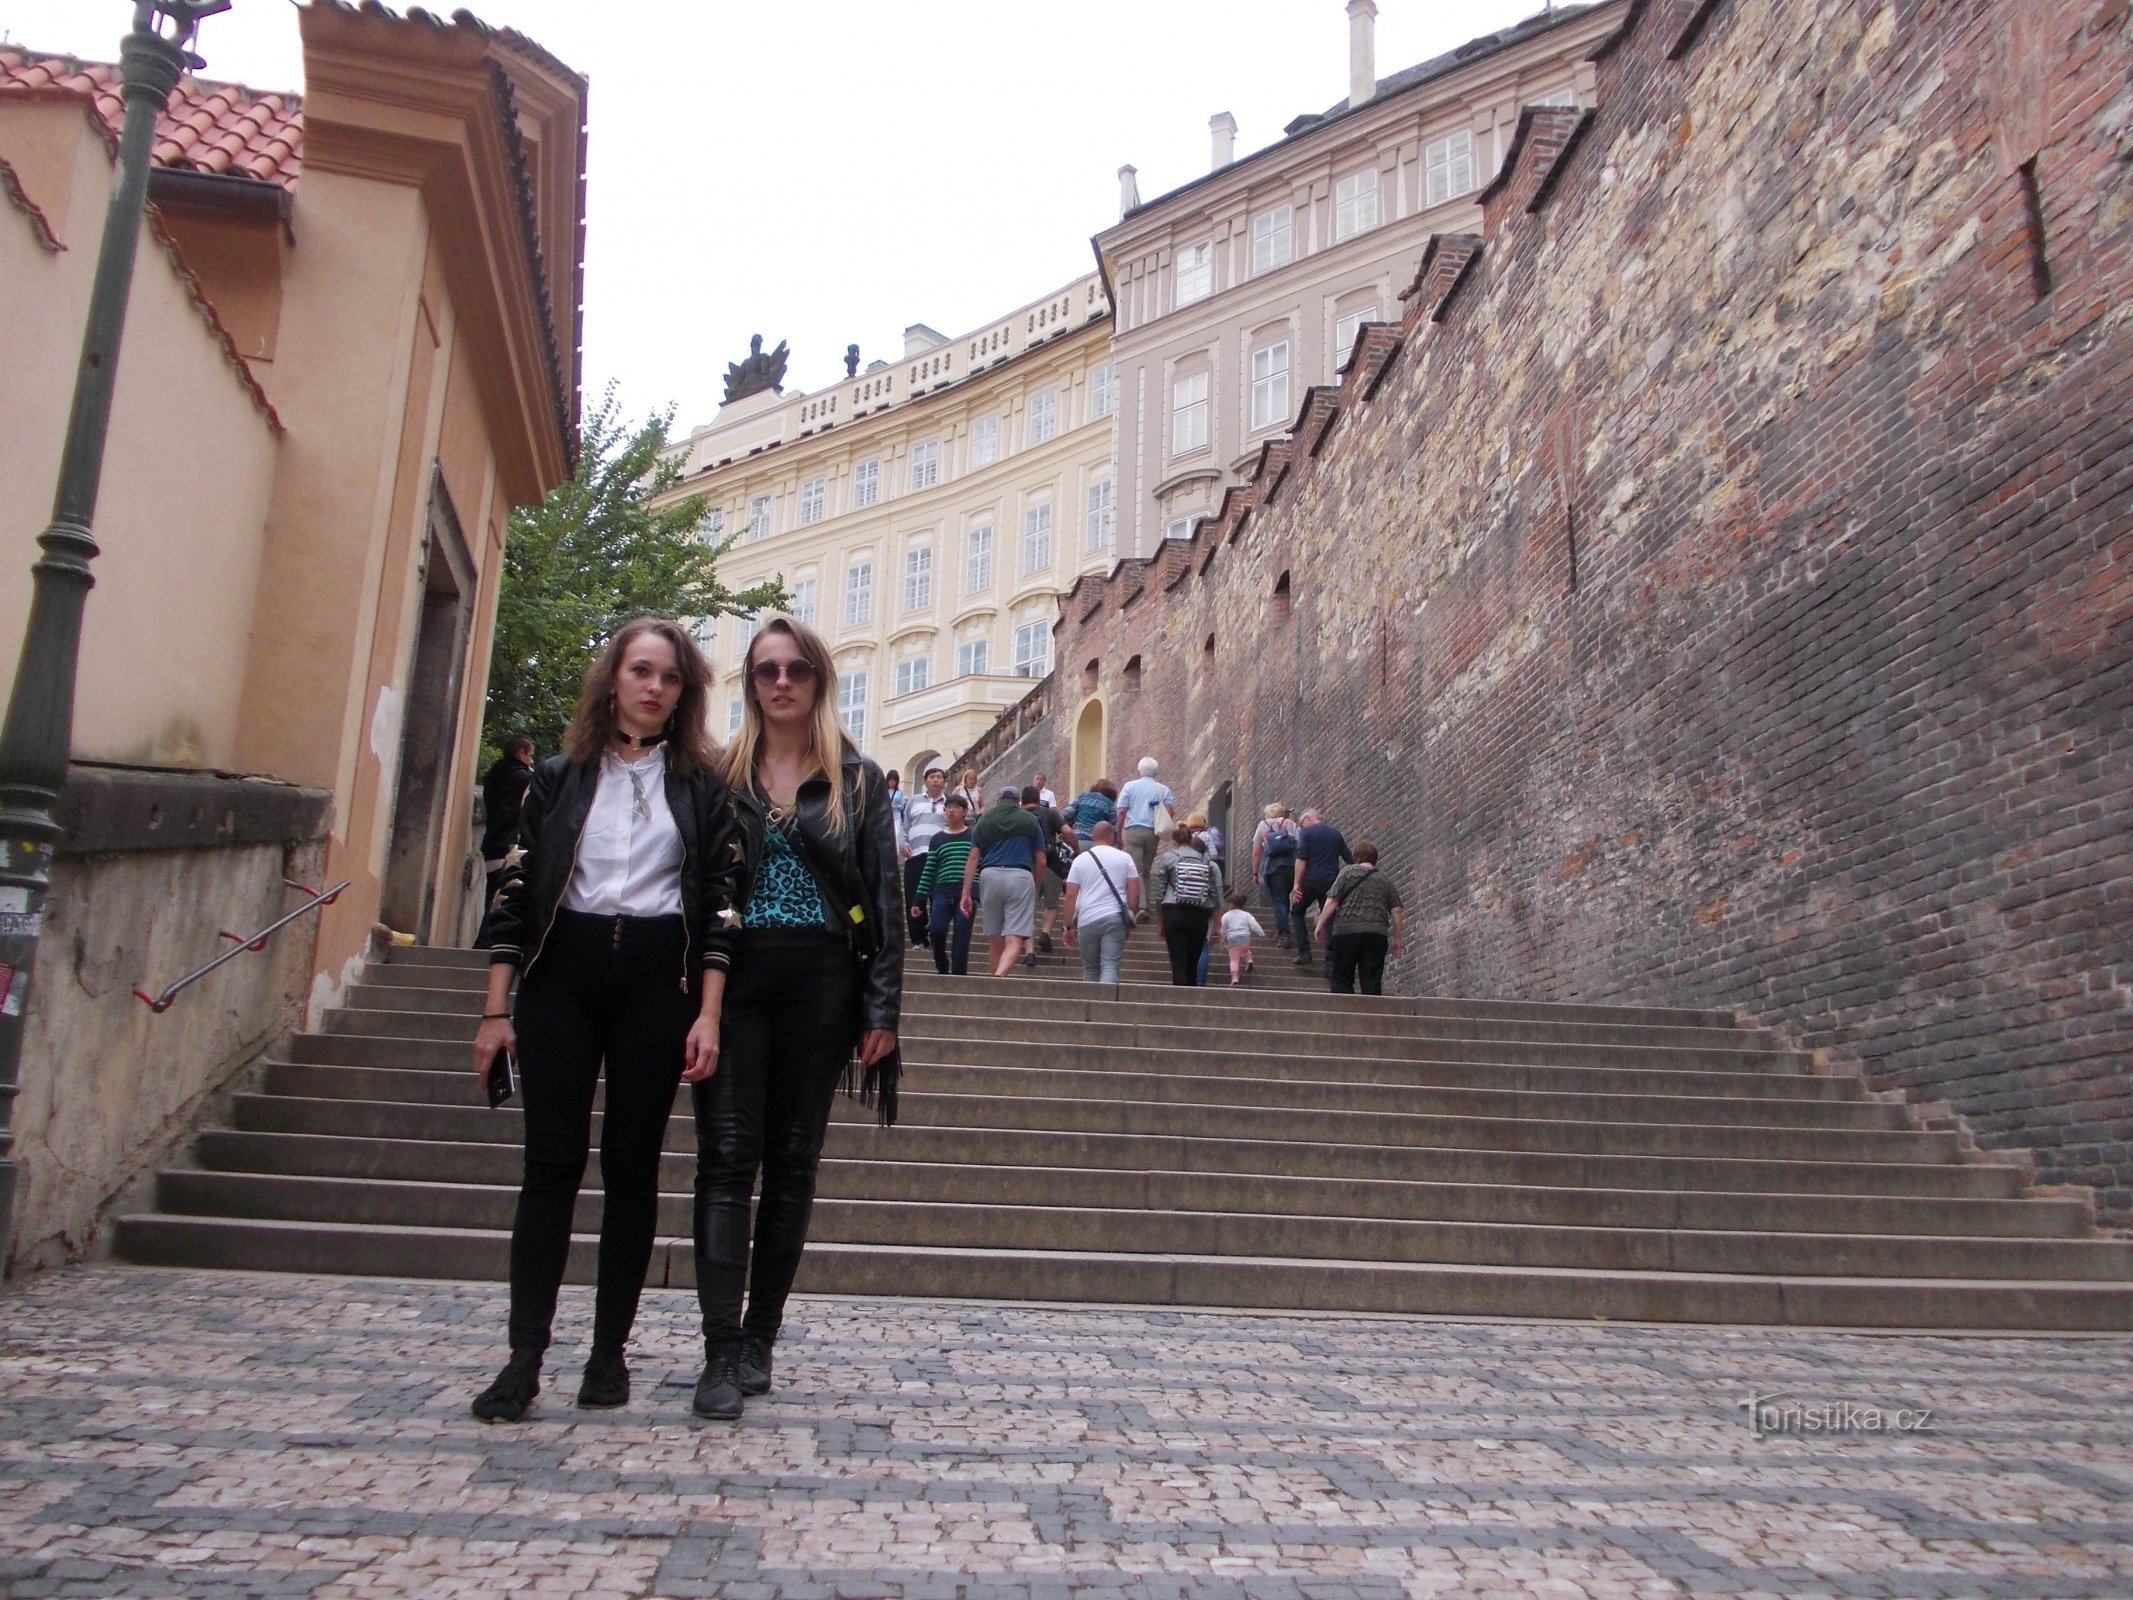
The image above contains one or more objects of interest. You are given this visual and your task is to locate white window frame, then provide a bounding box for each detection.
[726,696,744,736]
[1027,389,1059,445]
[1174,240,1213,307]
[790,576,817,627]
[1250,339,1291,432]
[908,441,940,492]
[969,414,999,467]
[798,476,825,526]
[1012,620,1051,679]
[1334,169,1380,240]
[696,506,724,541]
[1166,516,1195,542]
[965,524,994,593]
[894,655,929,697]
[956,638,989,678]
[1250,205,1293,275]
[1535,87,1578,108]
[1335,306,1379,369]
[838,671,868,747]
[851,458,880,509]
[1089,364,1117,419]
[1085,479,1114,552]
[903,545,932,612]
[843,560,873,627]
[1171,371,1210,456]
[1022,503,1053,575]
[747,494,772,541]
[733,612,760,659]
[1425,129,1475,209]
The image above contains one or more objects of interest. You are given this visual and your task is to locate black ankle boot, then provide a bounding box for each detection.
[737,1332,775,1397]
[576,1345,629,1409]
[692,1345,743,1421]
[472,1348,542,1423]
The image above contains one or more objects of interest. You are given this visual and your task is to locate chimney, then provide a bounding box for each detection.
[1347,0,1377,108]
[1118,163,1141,216]
[1209,111,1237,171]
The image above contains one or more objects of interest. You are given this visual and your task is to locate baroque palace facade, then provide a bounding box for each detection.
[654,278,1115,779]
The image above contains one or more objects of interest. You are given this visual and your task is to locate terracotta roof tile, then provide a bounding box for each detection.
[0,46,303,188]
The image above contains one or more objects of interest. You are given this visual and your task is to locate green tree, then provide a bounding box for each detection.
[481,386,785,761]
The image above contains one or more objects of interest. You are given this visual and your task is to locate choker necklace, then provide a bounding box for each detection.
[613,731,666,750]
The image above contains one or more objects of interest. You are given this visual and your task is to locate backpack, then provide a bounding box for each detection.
[1047,831,1076,880]
[1263,820,1298,866]
[1170,850,1216,908]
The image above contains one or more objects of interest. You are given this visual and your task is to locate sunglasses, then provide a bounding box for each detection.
[749,658,818,687]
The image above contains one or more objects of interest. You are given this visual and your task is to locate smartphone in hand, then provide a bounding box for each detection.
[485,1049,518,1108]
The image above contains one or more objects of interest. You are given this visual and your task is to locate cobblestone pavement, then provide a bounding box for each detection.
[1,1268,2129,1599]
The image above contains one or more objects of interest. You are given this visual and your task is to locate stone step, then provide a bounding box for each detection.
[110,1216,2133,1331]
[375,947,1740,1028]
[224,1092,1980,1187]
[144,1171,2133,1282]
[315,1009,1809,1078]
[344,980,1770,1054]
[259,1058,1903,1134]
[193,1130,2090,1237]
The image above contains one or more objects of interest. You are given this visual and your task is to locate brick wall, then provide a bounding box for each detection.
[1053,0,2133,1221]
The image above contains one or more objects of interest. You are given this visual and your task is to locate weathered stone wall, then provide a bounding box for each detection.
[1055,0,2133,1219]
[9,768,333,1273]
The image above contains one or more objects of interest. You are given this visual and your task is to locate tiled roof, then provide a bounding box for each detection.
[0,46,303,188]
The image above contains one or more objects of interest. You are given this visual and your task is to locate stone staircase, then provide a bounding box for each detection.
[114,940,2133,1329]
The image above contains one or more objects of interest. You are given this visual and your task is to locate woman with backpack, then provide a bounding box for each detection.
[1252,802,1301,948]
[1149,824,1225,986]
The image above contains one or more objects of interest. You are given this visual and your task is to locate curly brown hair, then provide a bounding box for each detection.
[562,617,717,775]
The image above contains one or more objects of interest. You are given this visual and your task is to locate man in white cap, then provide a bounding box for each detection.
[900,764,952,946]
[1114,756,1175,905]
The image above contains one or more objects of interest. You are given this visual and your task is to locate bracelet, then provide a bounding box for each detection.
[482,1012,512,1021]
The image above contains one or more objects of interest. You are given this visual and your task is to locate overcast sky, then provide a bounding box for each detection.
[6,0,1568,431]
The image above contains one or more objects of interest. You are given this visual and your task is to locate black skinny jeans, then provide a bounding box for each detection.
[691,928,860,1350]
[1160,905,1213,985]
[506,910,694,1355]
[929,888,973,974]
[1329,931,1390,995]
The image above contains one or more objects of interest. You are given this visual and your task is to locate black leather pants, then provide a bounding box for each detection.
[691,929,859,1350]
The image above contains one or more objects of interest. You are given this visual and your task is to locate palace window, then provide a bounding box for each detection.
[851,458,880,508]
[1085,479,1114,552]
[838,671,867,747]
[1174,241,1213,307]
[843,561,873,627]
[895,654,930,697]
[798,476,825,525]
[903,545,932,612]
[726,697,743,736]
[747,494,771,540]
[790,576,817,626]
[969,414,999,467]
[1335,306,1378,368]
[1022,503,1053,574]
[1013,620,1051,678]
[1171,371,1209,455]
[1334,169,1379,240]
[1251,206,1293,274]
[1089,364,1117,419]
[965,524,994,592]
[1028,389,1059,445]
[1425,129,1475,209]
[697,506,723,540]
[956,638,989,677]
[1251,340,1291,432]
[909,441,940,492]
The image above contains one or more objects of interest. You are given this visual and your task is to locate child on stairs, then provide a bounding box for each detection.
[1220,891,1266,986]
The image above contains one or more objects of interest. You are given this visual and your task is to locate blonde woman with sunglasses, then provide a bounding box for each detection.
[687,617,902,1420]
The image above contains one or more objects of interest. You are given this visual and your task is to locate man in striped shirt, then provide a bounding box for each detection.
[914,795,975,974]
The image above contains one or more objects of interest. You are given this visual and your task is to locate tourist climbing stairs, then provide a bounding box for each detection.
[115,940,2133,1329]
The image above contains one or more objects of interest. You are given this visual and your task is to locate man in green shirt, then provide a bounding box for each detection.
[960,785,1044,977]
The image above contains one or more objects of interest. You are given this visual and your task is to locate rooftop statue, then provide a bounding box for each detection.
[722,334,789,404]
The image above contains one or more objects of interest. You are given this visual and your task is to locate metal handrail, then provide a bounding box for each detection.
[132,878,348,1014]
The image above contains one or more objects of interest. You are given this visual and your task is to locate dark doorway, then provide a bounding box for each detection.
[379,471,475,943]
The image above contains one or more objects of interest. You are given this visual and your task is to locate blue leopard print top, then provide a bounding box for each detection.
[744,818,832,930]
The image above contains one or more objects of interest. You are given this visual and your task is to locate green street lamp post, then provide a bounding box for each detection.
[0,0,229,1269]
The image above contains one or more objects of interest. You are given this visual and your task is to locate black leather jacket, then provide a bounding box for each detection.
[487,752,743,986]
[710,750,903,1034]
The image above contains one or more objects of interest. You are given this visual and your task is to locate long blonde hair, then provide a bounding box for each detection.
[562,617,717,775]
[719,615,859,836]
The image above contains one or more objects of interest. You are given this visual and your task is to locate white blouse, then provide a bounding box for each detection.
[563,745,684,917]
